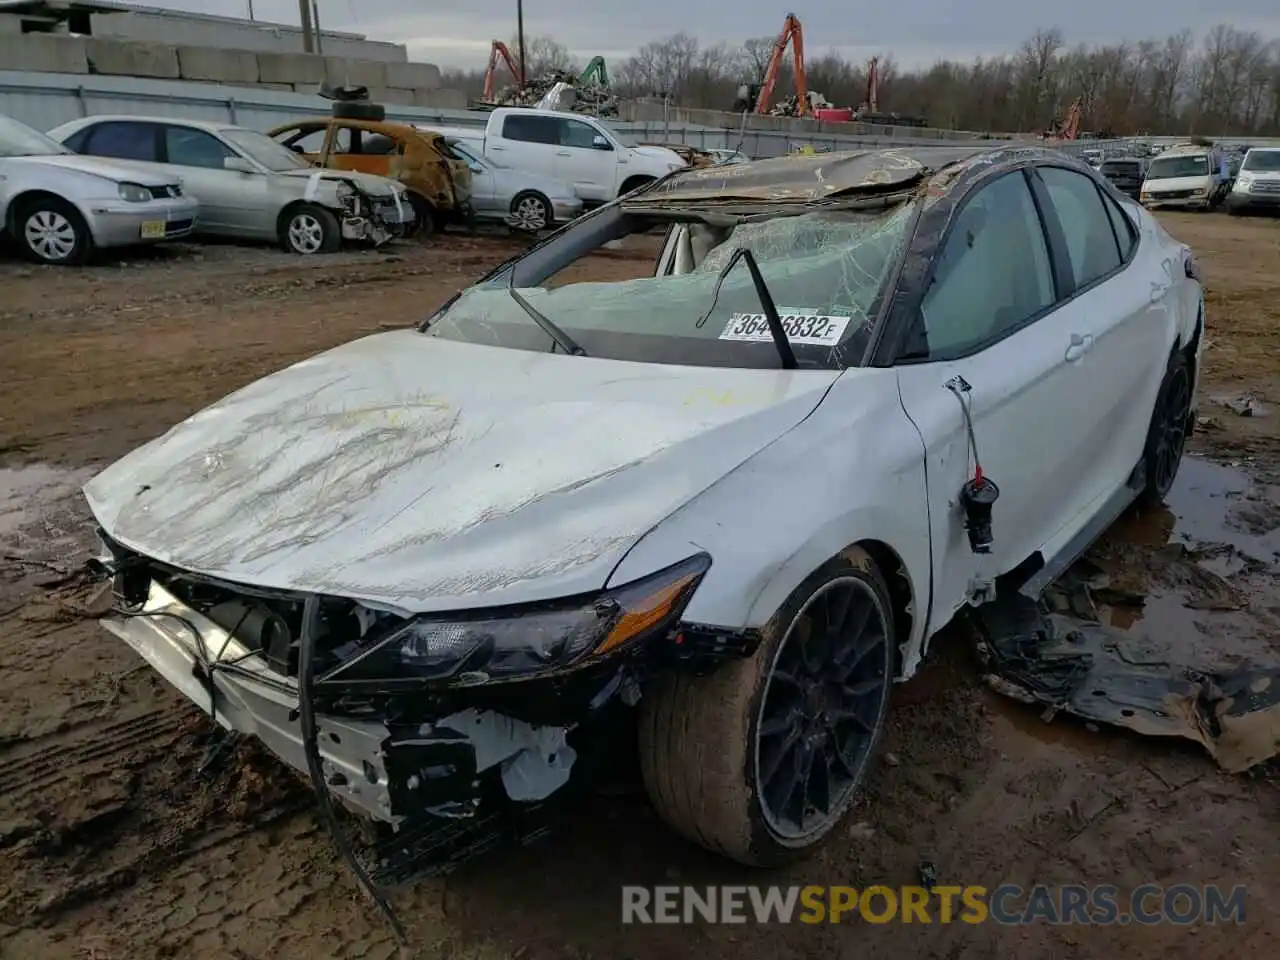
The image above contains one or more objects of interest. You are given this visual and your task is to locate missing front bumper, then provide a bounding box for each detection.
[104,582,580,826]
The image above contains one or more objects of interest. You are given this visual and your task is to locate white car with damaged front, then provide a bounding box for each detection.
[83,147,1203,872]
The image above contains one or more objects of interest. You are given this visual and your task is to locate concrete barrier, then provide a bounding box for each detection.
[257,52,325,86]
[0,34,88,74]
[323,56,387,90]
[386,61,441,91]
[415,89,467,110]
[177,46,259,85]
[85,38,180,80]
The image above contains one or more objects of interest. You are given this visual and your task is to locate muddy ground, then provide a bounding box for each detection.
[0,213,1277,959]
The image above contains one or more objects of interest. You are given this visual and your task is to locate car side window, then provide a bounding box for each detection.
[84,121,158,162]
[1101,191,1136,259]
[918,171,1056,359]
[1039,166,1122,285]
[501,115,557,144]
[60,127,91,153]
[559,119,601,149]
[361,133,400,156]
[163,126,235,169]
[283,127,327,153]
[327,126,353,153]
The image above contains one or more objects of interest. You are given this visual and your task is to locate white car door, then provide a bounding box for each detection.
[551,117,615,203]
[1030,165,1171,529]
[488,114,560,181]
[894,169,1095,626]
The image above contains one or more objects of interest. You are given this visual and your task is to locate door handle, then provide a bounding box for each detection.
[1064,332,1094,362]
[556,150,572,157]
[489,145,505,150]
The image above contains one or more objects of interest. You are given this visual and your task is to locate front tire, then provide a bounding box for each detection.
[16,196,92,265]
[639,548,893,866]
[278,203,340,255]
[1139,350,1192,504]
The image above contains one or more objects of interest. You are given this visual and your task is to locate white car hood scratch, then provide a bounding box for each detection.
[84,331,839,614]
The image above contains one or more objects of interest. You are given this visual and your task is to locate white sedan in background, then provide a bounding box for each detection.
[82,145,1203,877]
[1,115,197,265]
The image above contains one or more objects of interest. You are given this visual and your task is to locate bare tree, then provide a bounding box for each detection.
[438,24,1280,136]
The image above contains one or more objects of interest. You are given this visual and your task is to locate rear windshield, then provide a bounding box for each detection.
[1242,151,1280,172]
[1101,160,1139,173]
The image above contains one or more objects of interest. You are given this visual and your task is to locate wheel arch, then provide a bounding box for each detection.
[510,188,551,212]
[5,189,95,240]
[619,174,656,198]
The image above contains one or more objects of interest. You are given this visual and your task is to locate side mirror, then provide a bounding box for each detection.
[223,156,256,173]
[591,135,612,151]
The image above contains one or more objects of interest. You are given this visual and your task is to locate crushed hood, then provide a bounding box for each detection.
[84,331,839,614]
[12,154,177,187]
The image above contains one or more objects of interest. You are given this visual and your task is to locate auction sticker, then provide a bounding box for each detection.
[719,309,851,346]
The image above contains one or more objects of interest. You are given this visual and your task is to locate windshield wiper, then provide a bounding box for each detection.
[697,247,797,369]
[506,270,587,356]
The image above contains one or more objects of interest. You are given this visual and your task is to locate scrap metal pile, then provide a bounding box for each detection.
[481,71,618,116]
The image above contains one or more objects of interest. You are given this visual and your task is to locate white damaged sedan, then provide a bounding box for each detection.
[83,145,1204,873]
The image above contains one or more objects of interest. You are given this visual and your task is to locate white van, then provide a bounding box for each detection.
[1140,142,1227,210]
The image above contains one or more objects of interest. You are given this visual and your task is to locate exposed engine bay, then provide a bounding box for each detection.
[95,533,756,884]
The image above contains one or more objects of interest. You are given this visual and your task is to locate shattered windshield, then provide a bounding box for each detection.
[425,202,917,369]
[1146,155,1210,180]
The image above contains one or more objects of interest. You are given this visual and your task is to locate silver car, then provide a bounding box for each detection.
[0,115,197,265]
[49,115,413,254]
[439,134,582,232]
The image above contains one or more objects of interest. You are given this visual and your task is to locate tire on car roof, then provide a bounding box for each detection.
[332,101,386,122]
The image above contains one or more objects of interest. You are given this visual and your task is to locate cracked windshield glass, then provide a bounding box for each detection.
[425,202,918,368]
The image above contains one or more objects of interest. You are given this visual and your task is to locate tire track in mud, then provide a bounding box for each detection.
[0,695,313,930]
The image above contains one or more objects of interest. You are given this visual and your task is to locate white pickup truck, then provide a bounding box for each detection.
[433,108,686,208]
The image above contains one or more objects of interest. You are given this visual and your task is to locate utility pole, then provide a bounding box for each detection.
[516,0,526,86]
[247,0,255,19]
[311,0,323,55]
[298,0,314,53]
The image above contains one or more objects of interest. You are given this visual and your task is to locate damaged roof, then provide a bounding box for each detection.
[624,146,994,209]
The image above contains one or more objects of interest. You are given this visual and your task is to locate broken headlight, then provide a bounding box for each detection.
[317,554,710,689]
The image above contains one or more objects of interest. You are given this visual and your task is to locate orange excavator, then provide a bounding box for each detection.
[862,56,880,114]
[482,40,524,101]
[1044,97,1083,140]
[755,13,808,116]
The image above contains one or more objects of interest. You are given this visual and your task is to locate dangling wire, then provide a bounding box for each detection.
[945,375,983,482]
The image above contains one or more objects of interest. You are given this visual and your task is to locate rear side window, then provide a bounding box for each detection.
[501,115,558,144]
[1039,167,1122,287]
[84,121,158,162]
[1101,193,1137,259]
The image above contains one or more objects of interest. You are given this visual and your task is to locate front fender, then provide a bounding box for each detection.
[607,367,933,677]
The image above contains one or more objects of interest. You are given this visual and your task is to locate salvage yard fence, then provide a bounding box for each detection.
[25,70,1280,162]
[0,69,1133,160]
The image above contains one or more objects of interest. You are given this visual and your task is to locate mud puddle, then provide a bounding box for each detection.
[978,456,1280,772]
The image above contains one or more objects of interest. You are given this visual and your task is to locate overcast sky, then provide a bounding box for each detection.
[149,1,1279,71]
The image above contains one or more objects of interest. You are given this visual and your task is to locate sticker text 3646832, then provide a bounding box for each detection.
[719,309,851,347]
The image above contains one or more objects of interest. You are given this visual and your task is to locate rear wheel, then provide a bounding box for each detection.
[1139,351,1192,504]
[509,192,551,233]
[639,549,893,866]
[278,203,340,255]
[16,196,92,265]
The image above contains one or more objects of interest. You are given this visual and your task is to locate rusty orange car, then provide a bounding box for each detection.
[269,118,472,233]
